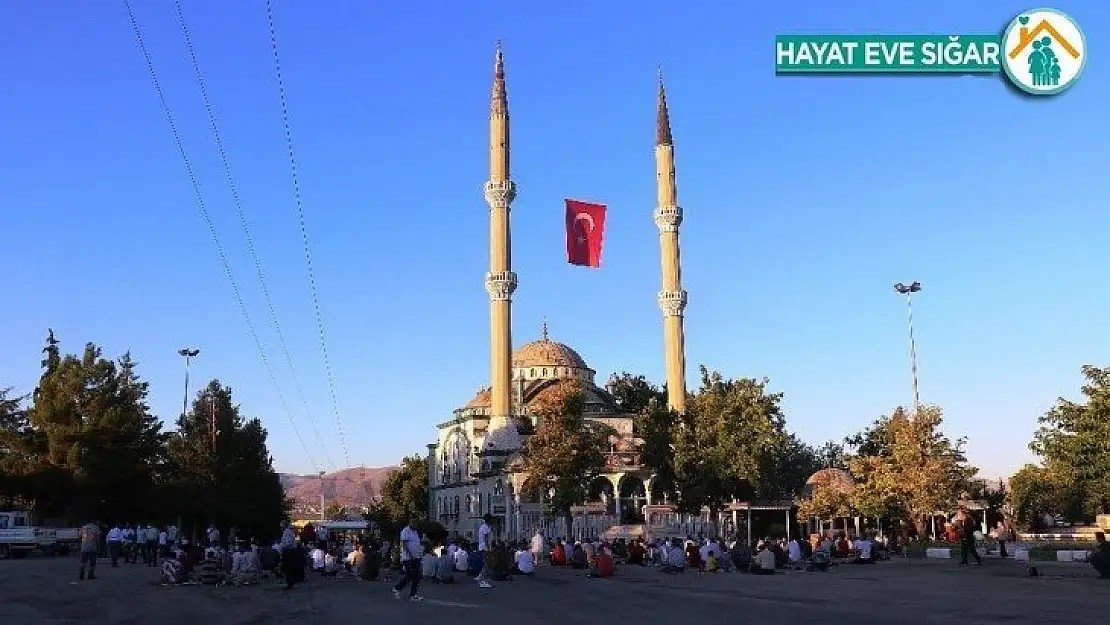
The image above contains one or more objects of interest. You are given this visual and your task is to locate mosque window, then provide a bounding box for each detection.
[454,496,460,514]
[542,368,548,376]
[530,368,535,377]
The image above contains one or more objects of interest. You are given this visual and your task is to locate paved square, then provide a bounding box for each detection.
[3,555,1107,624]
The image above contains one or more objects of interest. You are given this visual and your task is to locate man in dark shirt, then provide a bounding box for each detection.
[958,511,982,566]
[1089,531,1109,578]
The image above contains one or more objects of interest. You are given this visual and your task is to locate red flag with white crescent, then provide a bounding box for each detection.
[565,199,607,268]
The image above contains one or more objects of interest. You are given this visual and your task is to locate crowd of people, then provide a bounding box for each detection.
[68,512,1110,592]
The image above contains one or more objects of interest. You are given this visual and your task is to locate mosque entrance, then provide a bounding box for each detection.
[618,475,647,524]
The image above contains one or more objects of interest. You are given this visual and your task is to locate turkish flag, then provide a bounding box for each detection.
[565,199,607,268]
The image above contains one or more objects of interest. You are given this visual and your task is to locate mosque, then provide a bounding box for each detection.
[425,46,690,541]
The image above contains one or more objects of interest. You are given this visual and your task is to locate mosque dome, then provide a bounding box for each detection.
[512,338,588,370]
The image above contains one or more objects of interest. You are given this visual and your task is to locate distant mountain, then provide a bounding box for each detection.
[281,466,396,514]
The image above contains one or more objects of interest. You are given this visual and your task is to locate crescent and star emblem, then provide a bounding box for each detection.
[572,212,595,244]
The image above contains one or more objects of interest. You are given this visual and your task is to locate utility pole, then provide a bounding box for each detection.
[318,470,326,520]
[893,282,922,414]
[178,348,200,422]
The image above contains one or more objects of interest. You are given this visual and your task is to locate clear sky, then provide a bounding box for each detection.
[2,1,1107,480]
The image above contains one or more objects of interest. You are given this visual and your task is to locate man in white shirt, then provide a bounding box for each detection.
[514,547,535,575]
[310,546,326,571]
[476,515,494,588]
[754,544,776,575]
[106,526,123,567]
[392,519,425,602]
[852,535,873,563]
[454,545,470,572]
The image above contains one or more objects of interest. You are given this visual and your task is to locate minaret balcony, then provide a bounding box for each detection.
[484,180,517,209]
[658,289,688,317]
[653,204,683,232]
[485,271,518,301]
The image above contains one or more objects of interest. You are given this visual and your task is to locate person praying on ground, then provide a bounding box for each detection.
[490,541,512,581]
[421,543,438,579]
[662,538,686,573]
[435,546,456,583]
[705,550,720,573]
[323,549,340,578]
[550,539,566,566]
[571,542,588,569]
[588,546,614,578]
[1087,531,1109,578]
[230,544,260,585]
[627,538,645,565]
[787,538,803,566]
[197,548,224,585]
[582,538,597,566]
[453,541,470,573]
[685,540,702,570]
[851,534,874,564]
[753,542,777,575]
[310,545,326,572]
[78,521,101,581]
[514,542,535,575]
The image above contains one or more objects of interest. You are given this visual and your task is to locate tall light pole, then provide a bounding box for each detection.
[318,470,326,520]
[893,282,922,414]
[178,348,200,421]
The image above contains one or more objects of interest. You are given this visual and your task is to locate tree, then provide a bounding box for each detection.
[1030,365,1110,519]
[673,367,791,520]
[816,441,848,470]
[847,405,976,535]
[607,372,666,415]
[519,380,612,534]
[166,380,288,541]
[797,469,854,522]
[323,501,346,520]
[607,374,677,499]
[367,455,428,537]
[1009,464,1064,530]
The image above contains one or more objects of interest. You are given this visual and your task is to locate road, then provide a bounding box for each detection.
[2,554,1107,624]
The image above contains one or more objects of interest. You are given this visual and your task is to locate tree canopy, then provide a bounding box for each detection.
[366,454,428,536]
[0,331,289,541]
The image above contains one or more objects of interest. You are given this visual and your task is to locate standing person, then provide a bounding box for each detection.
[392,519,425,602]
[530,528,546,567]
[106,525,123,567]
[278,521,301,590]
[78,521,101,580]
[957,510,982,566]
[474,514,494,589]
[995,519,1013,559]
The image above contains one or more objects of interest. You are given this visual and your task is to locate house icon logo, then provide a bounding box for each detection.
[1000,8,1086,95]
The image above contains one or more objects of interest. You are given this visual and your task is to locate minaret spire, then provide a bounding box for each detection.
[483,43,519,451]
[656,70,673,147]
[653,73,687,414]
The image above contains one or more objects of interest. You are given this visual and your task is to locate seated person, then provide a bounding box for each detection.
[570,543,588,570]
[1088,531,1109,579]
[752,544,776,575]
[161,557,186,585]
[230,546,261,585]
[662,539,686,573]
[588,549,614,578]
[309,546,326,572]
[421,545,438,579]
[685,541,702,570]
[196,549,225,585]
[454,544,470,573]
[834,534,851,559]
[435,549,456,583]
[490,543,513,581]
[513,545,535,575]
[323,550,340,578]
[705,550,720,572]
[787,539,804,566]
[626,539,645,565]
[550,541,566,566]
[850,535,874,564]
[364,542,383,580]
[730,542,752,572]
[259,545,280,577]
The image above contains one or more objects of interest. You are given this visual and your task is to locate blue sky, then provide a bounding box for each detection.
[2,1,1107,479]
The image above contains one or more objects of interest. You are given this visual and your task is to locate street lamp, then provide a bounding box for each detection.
[178,348,200,422]
[893,282,922,414]
[319,470,326,520]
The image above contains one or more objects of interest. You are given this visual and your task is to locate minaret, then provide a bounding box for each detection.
[483,44,519,449]
[654,74,688,414]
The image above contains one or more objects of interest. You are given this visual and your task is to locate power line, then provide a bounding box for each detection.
[123,0,318,474]
[171,0,335,471]
[265,0,351,470]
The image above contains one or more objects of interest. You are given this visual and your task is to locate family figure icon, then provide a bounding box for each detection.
[1027,37,1061,86]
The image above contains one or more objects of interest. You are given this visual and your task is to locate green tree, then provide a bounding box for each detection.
[1030,365,1110,518]
[607,373,676,499]
[167,380,288,542]
[797,469,854,522]
[1008,464,1063,530]
[323,501,346,520]
[519,380,611,534]
[367,455,428,537]
[607,372,667,415]
[847,405,976,535]
[673,367,790,520]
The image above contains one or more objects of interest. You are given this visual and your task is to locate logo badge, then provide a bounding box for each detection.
[1000,8,1086,95]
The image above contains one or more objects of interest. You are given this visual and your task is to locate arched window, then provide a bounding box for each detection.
[542,368,548,376]
[453,496,460,514]
[465,494,472,514]
[530,368,535,377]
